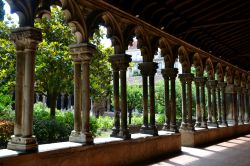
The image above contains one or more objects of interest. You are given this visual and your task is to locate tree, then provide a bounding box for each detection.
[0,0,4,21]
[127,85,143,124]
[89,27,113,117]
[35,6,75,118]
[0,19,16,94]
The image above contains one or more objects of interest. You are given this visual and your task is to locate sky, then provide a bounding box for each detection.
[3,1,111,48]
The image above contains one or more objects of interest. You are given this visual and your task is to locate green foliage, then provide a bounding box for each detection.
[130,114,143,125]
[127,84,143,112]
[0,93,14,121]
[96,116,113,130]
[0,20,16,93]
[0,0,4,21]
[89,27,113,102]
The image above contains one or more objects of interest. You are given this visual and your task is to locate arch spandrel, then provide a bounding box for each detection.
[234,70,241,86]
[193,53,204,77]
[205,58,215,80]
[241,73,247,88]
[178,46,191,73]
[226,66,234,84]
[159,37,178,68]
[135,26,159,62]
[216,63,225,82]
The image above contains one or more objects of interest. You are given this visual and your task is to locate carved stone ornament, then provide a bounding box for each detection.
[138,62,158,76]
[69,43,96,62]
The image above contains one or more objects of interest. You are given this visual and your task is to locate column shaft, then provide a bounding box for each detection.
[111,67,120,136]
[195,81,201,127]
[207,87,212,123]
[14,51,25,136]
[163,76,170,129]
[142,75,149,128]
[149,75,157,135]
[119,69,130,138]
[180,79,187,128]
[187,79,194,130]
[217,87,222,124]
[200,83,207,128]
[170,77,178,132]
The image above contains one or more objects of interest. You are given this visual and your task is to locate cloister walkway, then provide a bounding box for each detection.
[140,134,250,166]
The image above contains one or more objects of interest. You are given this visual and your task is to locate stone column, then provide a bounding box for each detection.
[217,85,222,124]
[225,84,238,126]
[179,73,194,131]
[109,60,120,137]
[187,75,194,131]
[243,88,248,123]
[207,80,219,127]
[139,62,158,135]
[218,82,228,126]
[69,60,82,142]
[237,87,243,124]
[206,82,212,124]
[148,62,158,136]
[8,27,42,152]
[69,43,96,143]
[118,54,132,139]
[248,90,250,123]
[161,70,170,130]
[169,68,178,132]
[109,54,131,139]
[194,77,201,127]
[200,77,208,128]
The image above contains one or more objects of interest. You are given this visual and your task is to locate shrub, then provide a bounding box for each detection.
[0,120,14,148]
[96,116,113,130]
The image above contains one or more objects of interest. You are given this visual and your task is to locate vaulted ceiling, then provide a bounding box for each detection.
[104,0,250,71]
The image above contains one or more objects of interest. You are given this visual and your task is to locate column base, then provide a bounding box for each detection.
[200,121,208,129]
[227,120,238,126]
[110,127,120,137]
[162,123,170,131]
[220,121,228,127]
[69,130,93,144]
[7,135,38,152]
[118,128,131,139]
[194,122,201,127]
[140,126,158,136]
[208,122,219,128]
[170,123,179,133]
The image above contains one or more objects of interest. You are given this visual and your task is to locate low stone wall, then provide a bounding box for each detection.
[181,124,250,147]
[0,133,181,166]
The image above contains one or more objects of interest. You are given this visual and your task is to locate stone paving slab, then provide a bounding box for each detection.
[145,134,250,166]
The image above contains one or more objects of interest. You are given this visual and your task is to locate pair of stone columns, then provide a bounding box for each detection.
[109,54,132,139]
[138,62,158,136]
[225,84,238,126]
[69,43,96,143]
[206,80,219,127]
[194,77,207,128]
[8,27,42,151]
[161,68,178,132]
[217,82,228,126]
[179,73,194,131]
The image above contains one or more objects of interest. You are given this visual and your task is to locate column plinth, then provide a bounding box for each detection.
[179,73,194,131]
[69,43,96,144]
[139,62,158,136]
[8,27,42,152]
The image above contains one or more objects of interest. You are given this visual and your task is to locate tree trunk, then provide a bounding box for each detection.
[128,109,133,124]
[48,92,57,119]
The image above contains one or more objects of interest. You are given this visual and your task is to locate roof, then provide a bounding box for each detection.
[104,0,250,71]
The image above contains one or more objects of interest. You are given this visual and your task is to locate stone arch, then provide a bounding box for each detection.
[234,70,241,86]
[205,58,215,80]
[241,73,247,88]
[193,53,204,77]
[226,66,234,84]
[216,63,224,82]
[135,26,159,62]
[34,0,89,44]
[178,46,191,73]
[159,37,178,68]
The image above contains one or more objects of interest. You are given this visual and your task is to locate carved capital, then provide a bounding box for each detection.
[10,27,42,51]
[194,77,207,86]
[206,80,218,89]
[138,62,158,76]
[236,86,242,93]
[217,82,227,89]
[70,43,96,63]
[161,68,178,79]
[178,73,194,83]
[225,84,237,94]
[108,54,132,71]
